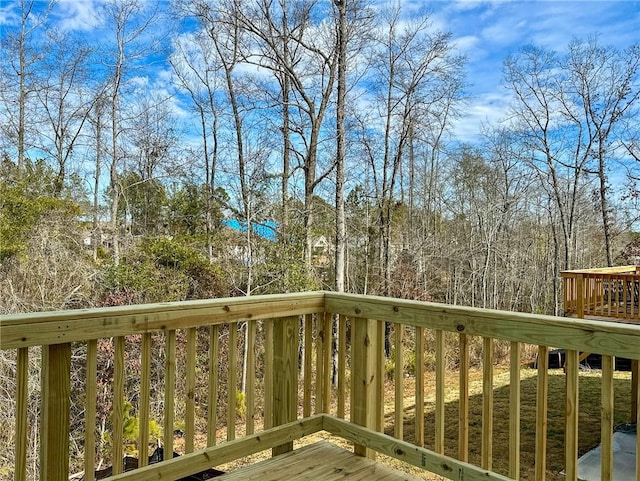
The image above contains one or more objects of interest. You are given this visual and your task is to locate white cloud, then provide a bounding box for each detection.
[55,0,106,31]
[453,90,514,142]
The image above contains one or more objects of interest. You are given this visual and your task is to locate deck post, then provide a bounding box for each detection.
[40,342,71,481]
[576,275,584,319]
[272,316,299,456]
[350,317,377,459]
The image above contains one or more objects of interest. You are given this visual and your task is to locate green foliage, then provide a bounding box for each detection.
[118,170,167,235]
[0,157,80,262]
[235,391,246,418]
[253,228,321,294]
[99,237,229,305]
[113,401,162,456]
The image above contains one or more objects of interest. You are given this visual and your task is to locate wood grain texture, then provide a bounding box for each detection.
[415,326,424,447]
[351,317,377,459]
[138,332,151,465]
[303,314,313,418]
[394,322,403,440]
[535,345,548,481]
[246,319,256,435]
[600,354,614,481]
[206,326,217,447]
[41,343,71,481]
[481,337,493,471]
[564,349,579,481]
[272,316,298,456]
[337,315,347,419]
[186,327,197,450]
[509,341,520,480]
[85,340,97,481]
[15,348,28,481]
[213,440,426,481]
[325,293,640,359]
[435,329,445,454]
[164,329,176,458]
[324,416,513,481]
[458,333,469,462]
[1,292,326,349]
[112,337,125,475]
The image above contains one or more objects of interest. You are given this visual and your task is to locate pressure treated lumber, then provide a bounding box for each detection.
[213,440,426,481]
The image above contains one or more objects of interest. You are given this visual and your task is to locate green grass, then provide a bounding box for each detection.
[383,367,634,480]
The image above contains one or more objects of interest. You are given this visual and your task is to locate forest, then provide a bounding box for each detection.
[1,0,639,316]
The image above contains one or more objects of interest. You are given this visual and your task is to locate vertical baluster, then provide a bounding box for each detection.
[481,337,493,470]
[394,323,403,440]
[207,326,218,446]
[509,341,521,480]
[458,333,469,462]
[15,347,28,481]
[246,320,256,435]
[623,275,629,320]
[607,274,616,317]
[601,355,614,481]
[186,328,196,452]
[41,343,71,480]
[227,323,237,441]
[303,315,312,418]
[164,330,176,459]
[375,321,385,432]
[322,313,332,413]
[435,330,445,454]
[535,345,549,481]
[315,314,325,414]
[351,317,377,459]
[138,333,151,465]
[85,341,97,481]
[264,321,274,429]
[337,315,347,419]
[415,326,424,448]
[577,275,584,318]
[272,316,299,456]
[564,349,579,481]
[112,337,125,474]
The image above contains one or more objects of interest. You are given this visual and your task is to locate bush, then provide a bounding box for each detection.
[98,237,229,306]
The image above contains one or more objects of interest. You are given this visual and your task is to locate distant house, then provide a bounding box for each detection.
[311,236,331,267]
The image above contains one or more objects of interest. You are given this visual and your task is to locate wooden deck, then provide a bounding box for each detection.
[215,441,425,481]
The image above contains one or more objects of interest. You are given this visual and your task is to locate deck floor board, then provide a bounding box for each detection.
[214,441,426,481]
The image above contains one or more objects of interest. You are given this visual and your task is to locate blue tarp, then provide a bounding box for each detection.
[222,219,277,242]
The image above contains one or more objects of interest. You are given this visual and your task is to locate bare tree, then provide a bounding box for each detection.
[170,30,224,261]
[504,45,591,277]
[562,38,640,265]
[231,0,339,268]
[34,30,98,195]
[102,0,159,265]
[0,0,56,169]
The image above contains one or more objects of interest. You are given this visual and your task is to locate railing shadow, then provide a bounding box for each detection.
[388,369,633,481]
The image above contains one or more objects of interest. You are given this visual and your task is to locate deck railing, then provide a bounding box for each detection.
[562,265,640,320]
[2,292,640,481]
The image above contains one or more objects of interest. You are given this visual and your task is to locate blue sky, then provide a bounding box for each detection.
[1,0,639,144]
[423,0,640,141]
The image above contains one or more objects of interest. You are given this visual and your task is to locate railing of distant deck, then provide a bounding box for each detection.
[562,265,640,321]
[2,292,640,481]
